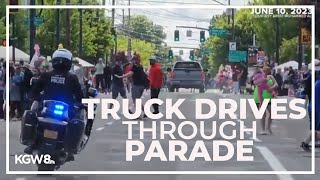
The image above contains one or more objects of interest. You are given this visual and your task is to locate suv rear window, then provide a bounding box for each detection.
[174,62,201,69]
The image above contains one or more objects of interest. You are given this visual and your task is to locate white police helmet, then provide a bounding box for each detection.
[51,48,73,71]
[52,48,72,61]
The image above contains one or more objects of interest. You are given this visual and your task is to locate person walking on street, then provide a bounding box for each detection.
[274,68,283,96]
[232,65,241,94]
[117,53,149,118]
[95,58,105,92]
[104,63,112,95]
[300,61,320,151]
[111,58,128,101]
[148,56,163,114]
[253,66,278,135]
[21,64,34,111]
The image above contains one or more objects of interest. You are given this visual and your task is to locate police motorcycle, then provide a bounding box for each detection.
[20,81,98,171]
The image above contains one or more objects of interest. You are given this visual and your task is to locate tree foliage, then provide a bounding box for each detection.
[280,37,298,63]
[117,35,155,67]
[126,15,166,40]
[203,0,308,69]
[1,0,114,63]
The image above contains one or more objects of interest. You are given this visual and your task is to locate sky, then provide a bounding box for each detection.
[104,0,250,60]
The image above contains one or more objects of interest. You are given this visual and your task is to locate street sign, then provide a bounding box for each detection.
[301,28,311,44]
[229,42,236,51]
[228,51,247,62]
[24,17,44,26]
[186,30,192,37]
[209,28,227,36]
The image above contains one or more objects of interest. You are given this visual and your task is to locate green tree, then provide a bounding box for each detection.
[125,15,166,42]
[280,37,298,63]
[204,10,255,68]
[117,35,155,67]
[252,0,299,57]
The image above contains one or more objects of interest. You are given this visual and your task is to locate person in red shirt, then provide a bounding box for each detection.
[148,56,163,114]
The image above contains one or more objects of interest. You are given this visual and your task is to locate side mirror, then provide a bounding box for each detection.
[166,67,172,72]
[88,87,98,97]
[203,69,208,72]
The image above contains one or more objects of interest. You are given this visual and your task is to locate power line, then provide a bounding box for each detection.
[132,9,211,22]
[118,0,127,5]
[126,0,223,5]
[137,0,213,22]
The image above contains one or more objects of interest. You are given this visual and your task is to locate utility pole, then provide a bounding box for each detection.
[56,0,61,48]
[275,0,280,64]
[102,0,106,16]
[128,0,132,60]
[227,0,234,41]
[30,0,36,62]
[231,8,235,41]
[122,9,125,27]
[111,0,116,63]
[228,0,230,25]
[79,0,83,57]
[66,0,71,49]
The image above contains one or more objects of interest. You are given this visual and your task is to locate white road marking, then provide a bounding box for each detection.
[106,122,113,126]
[256,146,295,180]
[96,127,105,131]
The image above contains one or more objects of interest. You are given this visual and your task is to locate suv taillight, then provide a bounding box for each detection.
[170,71,175,80]
[201,71,205,80]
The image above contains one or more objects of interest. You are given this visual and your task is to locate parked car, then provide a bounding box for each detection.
[167,61,205,93]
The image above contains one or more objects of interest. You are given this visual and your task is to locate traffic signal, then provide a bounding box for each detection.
[200,31,205,42]
[174,30,179,41]
[9,0,19,14]
[168,50,173,59]
[189,50,194,60]
[1,39,6,46]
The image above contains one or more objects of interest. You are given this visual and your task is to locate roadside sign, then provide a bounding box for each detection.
[301,28,311,45]
[24,17,44,26]
[229,42,236,51]
[209,28,227,36]
[228,51,247,62]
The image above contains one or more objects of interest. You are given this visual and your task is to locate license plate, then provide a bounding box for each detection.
[43,129,58,139]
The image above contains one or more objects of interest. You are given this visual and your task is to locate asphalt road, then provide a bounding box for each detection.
[0,89,319,180]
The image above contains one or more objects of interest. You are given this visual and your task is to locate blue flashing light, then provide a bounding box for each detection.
[55,105,64,110]
[54,110,63,115]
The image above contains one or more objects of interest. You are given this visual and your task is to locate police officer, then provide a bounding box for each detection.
[29,48,83,107]
[25,49,84,157]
